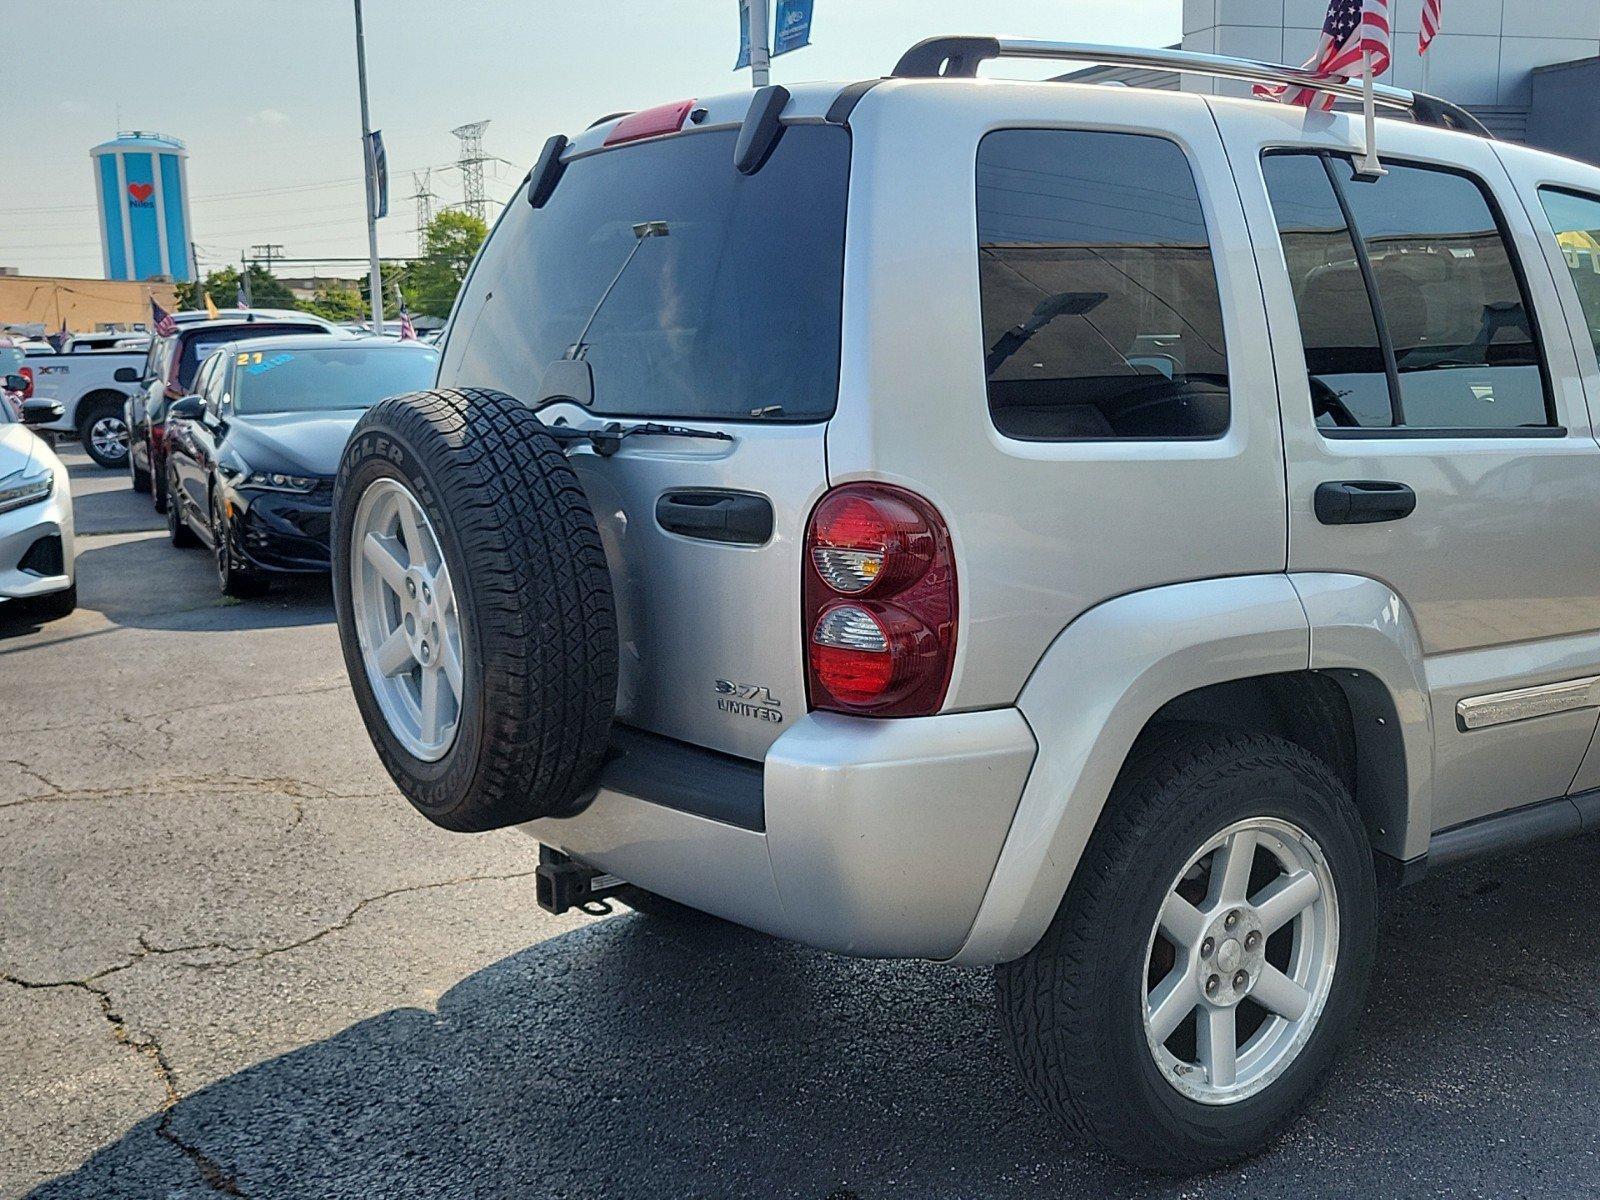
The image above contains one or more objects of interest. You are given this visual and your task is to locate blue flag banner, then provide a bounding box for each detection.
[773,0,812,56]
[367,129,389,219]
[735,0,752,69]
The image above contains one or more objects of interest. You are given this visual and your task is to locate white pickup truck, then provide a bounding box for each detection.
[23,343,147,469]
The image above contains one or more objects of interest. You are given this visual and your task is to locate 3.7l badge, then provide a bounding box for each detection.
[714,679,783,724]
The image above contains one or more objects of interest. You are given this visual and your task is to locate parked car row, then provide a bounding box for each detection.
[157,333,438,596]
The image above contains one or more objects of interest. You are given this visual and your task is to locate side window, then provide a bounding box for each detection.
[975,129,1230,440]
[1537,188,1600,364]
[1265,153,1552,432]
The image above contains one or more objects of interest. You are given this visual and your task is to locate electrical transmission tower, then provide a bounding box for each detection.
[407,170,437,253]
[451,120,491,224]
[247,243,285,270]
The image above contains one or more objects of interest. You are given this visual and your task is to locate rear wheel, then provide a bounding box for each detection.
[332,388,617,833]
[995,727,1376,1172]
[78,400,129,469]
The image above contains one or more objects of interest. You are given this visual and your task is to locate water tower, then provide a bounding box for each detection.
[90,132,195,283]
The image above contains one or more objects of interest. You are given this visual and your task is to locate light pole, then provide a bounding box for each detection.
[743,0,771,87]
[353,0,383,332]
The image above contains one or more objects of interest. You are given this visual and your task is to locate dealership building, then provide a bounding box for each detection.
[1086,1,1600,162]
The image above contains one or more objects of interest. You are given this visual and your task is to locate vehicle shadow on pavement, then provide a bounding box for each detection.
[26,839,1600,1200]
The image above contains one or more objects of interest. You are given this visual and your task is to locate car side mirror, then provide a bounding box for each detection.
[114,366,140,383]
[3,374,25,393]
[21,398,64,426]
[168,396,206,422]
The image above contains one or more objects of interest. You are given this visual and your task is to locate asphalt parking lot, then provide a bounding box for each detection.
[7,449,1600,1198]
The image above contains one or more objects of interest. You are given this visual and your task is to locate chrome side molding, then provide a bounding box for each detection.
[1456,675,1600,731]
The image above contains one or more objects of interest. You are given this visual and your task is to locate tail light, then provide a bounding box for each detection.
[18,367,33,398]
[803,483,957,717]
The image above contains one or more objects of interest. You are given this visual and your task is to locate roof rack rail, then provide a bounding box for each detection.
[891,36,1492,138]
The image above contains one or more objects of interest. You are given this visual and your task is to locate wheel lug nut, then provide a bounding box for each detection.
[1244,931,1261,951]
[1233,970,1249,991]
[406,579,416,597]
[1201,937,1215,957]
[1224,910,1240,930]
[1205,975,1220,996]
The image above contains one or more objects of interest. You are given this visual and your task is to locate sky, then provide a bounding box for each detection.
[0,1,1182,281]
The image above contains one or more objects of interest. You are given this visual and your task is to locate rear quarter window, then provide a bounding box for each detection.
[975,129,1230,441]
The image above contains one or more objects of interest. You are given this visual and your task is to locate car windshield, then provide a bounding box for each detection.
[179,324,328,389]
[232,346,439,414]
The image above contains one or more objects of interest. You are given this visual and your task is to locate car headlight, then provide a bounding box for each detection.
[0,469,52,516]
[241,472,319,494]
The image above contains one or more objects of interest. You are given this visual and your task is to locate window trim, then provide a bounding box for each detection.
[975,126,1232,444]
[1534,183,1600,373]
[1262,148,1560,438]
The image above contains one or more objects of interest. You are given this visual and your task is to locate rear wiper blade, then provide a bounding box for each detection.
[544,421,733,457]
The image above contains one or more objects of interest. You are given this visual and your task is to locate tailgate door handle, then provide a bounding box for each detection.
[1314,480,1417,525]
[656,491,774,545]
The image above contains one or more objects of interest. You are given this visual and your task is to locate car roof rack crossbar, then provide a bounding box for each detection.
[891,36,1492,138]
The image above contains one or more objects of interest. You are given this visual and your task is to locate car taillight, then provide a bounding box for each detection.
[803,483,957,717]
[18,367,33,398]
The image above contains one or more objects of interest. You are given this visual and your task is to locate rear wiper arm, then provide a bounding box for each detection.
[544,421,733,457]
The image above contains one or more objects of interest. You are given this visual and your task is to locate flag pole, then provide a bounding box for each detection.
[748,0,771,87]
[1356,48,1386,179]
[353,0,384,333]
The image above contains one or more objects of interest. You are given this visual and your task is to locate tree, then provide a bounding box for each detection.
[406,209,488,318]
[356,262,411,321]
[177,265,296,312]
[299,285,367,323]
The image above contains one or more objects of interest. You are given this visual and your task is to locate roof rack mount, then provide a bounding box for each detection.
[890,36,1491,138]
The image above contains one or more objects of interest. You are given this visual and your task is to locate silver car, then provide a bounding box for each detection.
[0,390,75,623]
[326,37,1600,1171]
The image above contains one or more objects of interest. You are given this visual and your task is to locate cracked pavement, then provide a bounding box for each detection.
[9,453,1600,1198]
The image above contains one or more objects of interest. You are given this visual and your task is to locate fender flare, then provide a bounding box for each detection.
[948,572,1431,966]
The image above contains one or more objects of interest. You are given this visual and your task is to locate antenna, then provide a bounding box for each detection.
[451,120,491,224]
[407,169,437,253]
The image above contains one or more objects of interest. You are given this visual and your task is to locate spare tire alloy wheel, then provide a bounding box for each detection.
[1143,817,1338,1105]
[332,388,617,833]
[349,478,464,761]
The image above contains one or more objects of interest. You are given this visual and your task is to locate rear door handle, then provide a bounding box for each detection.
[1314,480,1417,525]
[656,490,774,545]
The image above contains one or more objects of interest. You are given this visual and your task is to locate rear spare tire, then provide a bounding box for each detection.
[332,388,617,832]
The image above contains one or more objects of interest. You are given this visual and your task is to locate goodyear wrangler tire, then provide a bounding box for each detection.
[332,388,617,832]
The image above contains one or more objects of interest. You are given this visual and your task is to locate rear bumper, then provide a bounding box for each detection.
[525,708,1037,960]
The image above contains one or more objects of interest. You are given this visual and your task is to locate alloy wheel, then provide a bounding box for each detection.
[90,415,128,463]
[1142,816,1339,1105]
[348,478,466,761]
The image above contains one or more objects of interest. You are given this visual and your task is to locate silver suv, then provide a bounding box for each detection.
[330,38,1600,1171]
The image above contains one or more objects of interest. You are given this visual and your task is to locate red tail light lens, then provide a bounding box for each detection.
[604,100,696,146]
[804,483,956,717]
[18,367,33,399]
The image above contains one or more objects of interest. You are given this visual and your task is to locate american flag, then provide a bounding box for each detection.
[396,290,417,341]
[47,320,70,353]
[1419,0,1441,55]
[1254,0,1392,110]
[149,297,177,337]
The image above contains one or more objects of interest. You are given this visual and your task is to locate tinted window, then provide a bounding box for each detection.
[1538,188,1600,365]
[233,346,440,414]
[975,129,1229,440]
[1266,153,1550,431]
[459,125,849,422]
[1262,154,1393,429]
[179,324,328,389]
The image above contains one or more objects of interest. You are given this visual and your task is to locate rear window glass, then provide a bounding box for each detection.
[232,346,439,414]
[455,124,850,422]
[975,129,1230,440]
[179,324,328,389]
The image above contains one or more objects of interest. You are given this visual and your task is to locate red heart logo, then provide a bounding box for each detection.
[128,183,154,203]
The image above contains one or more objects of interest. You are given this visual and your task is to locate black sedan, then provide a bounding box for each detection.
[163,335,439,597]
